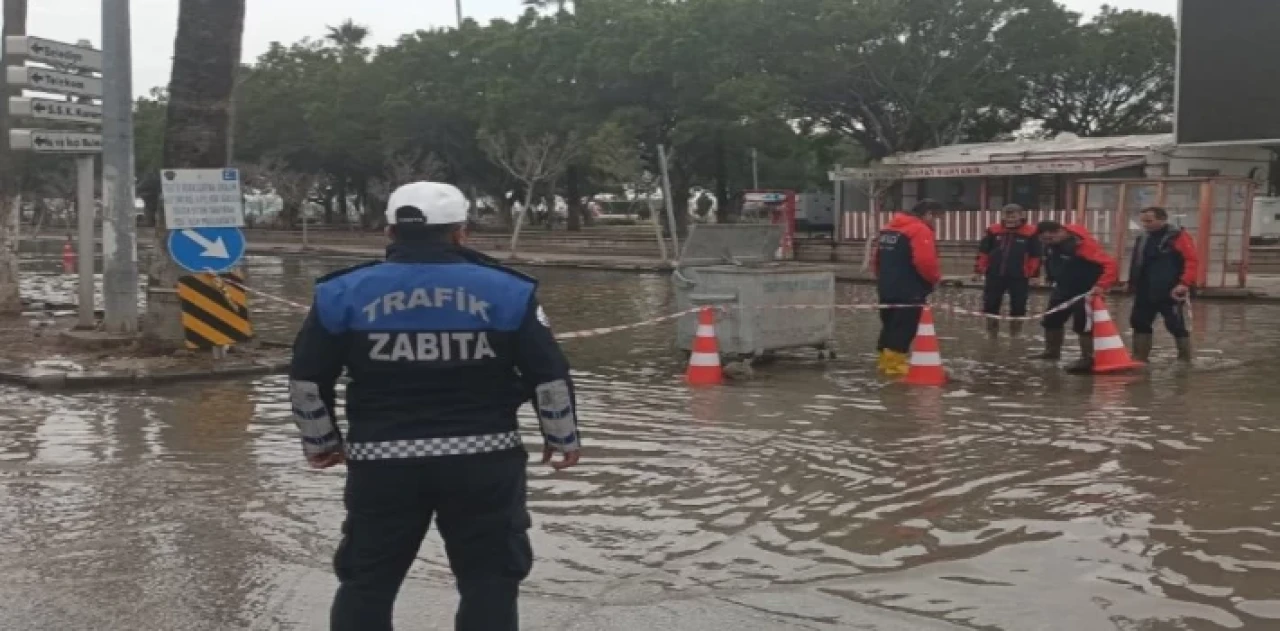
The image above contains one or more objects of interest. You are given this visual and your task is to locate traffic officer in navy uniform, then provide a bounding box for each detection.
[289,181,581,631]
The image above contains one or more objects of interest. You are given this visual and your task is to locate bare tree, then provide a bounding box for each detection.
[367,150,444,226]
[246,157,317,228]
[480,130,580,258]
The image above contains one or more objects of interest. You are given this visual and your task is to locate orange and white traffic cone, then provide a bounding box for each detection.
[686,307,724,386]
[1089,295,1144,374]
[904,307,947,386]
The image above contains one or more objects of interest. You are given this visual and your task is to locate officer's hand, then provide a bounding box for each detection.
[307,451,346,469]
[1090,285,1106,297]
[542,446,580,471]
[1172,284,1190,301]
[1029,278,1042,287]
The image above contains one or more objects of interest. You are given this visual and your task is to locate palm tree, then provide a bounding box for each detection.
[523,0,571,13]
[142,0,247,346]
[0,0,29,314]
[325,19,370,55]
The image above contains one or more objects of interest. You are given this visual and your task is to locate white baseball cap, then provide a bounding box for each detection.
[385,181,468,227]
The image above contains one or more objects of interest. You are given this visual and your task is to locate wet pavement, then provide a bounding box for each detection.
[4,255,1280,630]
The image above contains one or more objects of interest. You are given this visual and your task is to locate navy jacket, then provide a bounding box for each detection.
[1043,225,1118,299]
[1129,226,1199,302]
[289,242,580,463]
[873,213,942,304]
[976,222,1042,279]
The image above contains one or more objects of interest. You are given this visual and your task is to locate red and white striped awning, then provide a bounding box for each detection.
[833,157,1147,181]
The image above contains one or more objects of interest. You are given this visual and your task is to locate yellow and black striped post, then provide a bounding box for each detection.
[177,272,254,349]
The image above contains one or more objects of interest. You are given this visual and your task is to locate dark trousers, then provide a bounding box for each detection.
[1130,295,1189,338]
[982,276,1030,317]
[331,449,532,631]
[877,306,923,354]
[1041,294,1090,335]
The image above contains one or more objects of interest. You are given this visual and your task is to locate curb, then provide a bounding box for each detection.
[0,360,292,392]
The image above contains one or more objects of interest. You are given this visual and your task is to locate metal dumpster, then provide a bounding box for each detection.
[673,224,836,360]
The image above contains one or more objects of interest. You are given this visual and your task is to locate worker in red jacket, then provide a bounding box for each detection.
[1033,221,1118,374]
[1128,206,1199,362]
[973,204,1042,337]
[872,199,944,376]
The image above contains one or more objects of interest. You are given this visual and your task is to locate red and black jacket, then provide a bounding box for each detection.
[1129,226,1199,301]
[872,213,942,304]
[976,222,1042,279]
[1043,225,1118,297]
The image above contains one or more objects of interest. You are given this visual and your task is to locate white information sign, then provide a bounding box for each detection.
[161,168,246,229]
[6,66,102,99]
[9,129,102,153]
[3,36,103,72]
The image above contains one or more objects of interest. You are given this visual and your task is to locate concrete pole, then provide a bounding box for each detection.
[456,0,463,27]
[658,144,680,256]
[76,156,95,328]
[101,0,139,333]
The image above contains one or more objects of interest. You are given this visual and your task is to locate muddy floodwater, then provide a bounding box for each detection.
[4,255,1280,630]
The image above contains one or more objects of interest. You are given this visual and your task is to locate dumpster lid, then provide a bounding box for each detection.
[677,224,783,267]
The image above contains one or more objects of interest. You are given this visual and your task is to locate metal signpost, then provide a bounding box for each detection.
[160,168,250,353]
[6,36,103,330]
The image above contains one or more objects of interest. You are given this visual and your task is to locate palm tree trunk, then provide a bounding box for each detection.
[142,0,246,347]
[0,0,29,315]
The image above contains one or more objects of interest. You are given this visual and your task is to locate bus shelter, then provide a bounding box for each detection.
[1076,177,1254,289]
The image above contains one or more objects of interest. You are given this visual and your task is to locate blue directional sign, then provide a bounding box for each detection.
[168,227,246,274]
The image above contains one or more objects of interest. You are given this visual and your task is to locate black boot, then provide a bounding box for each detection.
[1009,321,1025,337]
[1065,335,1094,374]
[1175,337,1193,363]
[986,318,1001,338]
[1132,333,1154,362]
[1031,329,1065,360]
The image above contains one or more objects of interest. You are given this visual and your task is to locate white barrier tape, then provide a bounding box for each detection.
[211,275,1092,344]
[213,274,313,311]
[554,309,701,341]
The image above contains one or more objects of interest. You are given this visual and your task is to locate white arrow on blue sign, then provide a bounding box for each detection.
[168,227,246,274]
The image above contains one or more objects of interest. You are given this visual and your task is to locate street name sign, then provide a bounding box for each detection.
[3,36,103,72]
[9,129,102,153]
[161,168,246,229]
[168,227,247,274]
[6,66,102,99]
[9,97,102,125]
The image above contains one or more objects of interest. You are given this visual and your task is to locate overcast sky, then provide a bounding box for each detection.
[16,0,1176,97]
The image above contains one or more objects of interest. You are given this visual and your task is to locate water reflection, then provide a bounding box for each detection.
[2,257,1279,628]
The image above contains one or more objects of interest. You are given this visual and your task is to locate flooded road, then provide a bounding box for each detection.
[4,255,1280,630]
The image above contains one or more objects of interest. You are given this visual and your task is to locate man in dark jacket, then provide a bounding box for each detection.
[974,204,1042,336]
[290,181,581,631]
[1034,221,1118,374]
[872,199,944,377]
[1128,206,1199,362]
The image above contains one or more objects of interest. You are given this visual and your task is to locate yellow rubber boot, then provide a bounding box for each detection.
[884,350,910,377]
[876,350,889,373]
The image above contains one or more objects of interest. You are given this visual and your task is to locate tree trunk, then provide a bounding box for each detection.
[143,0,246,347]
[0,0,29,315]
[544,192,556,231]
[322,188,335,225]
[336,177,348,224]
[670,170,690,238]
[714,137,730,224]
[566,166,583,231]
